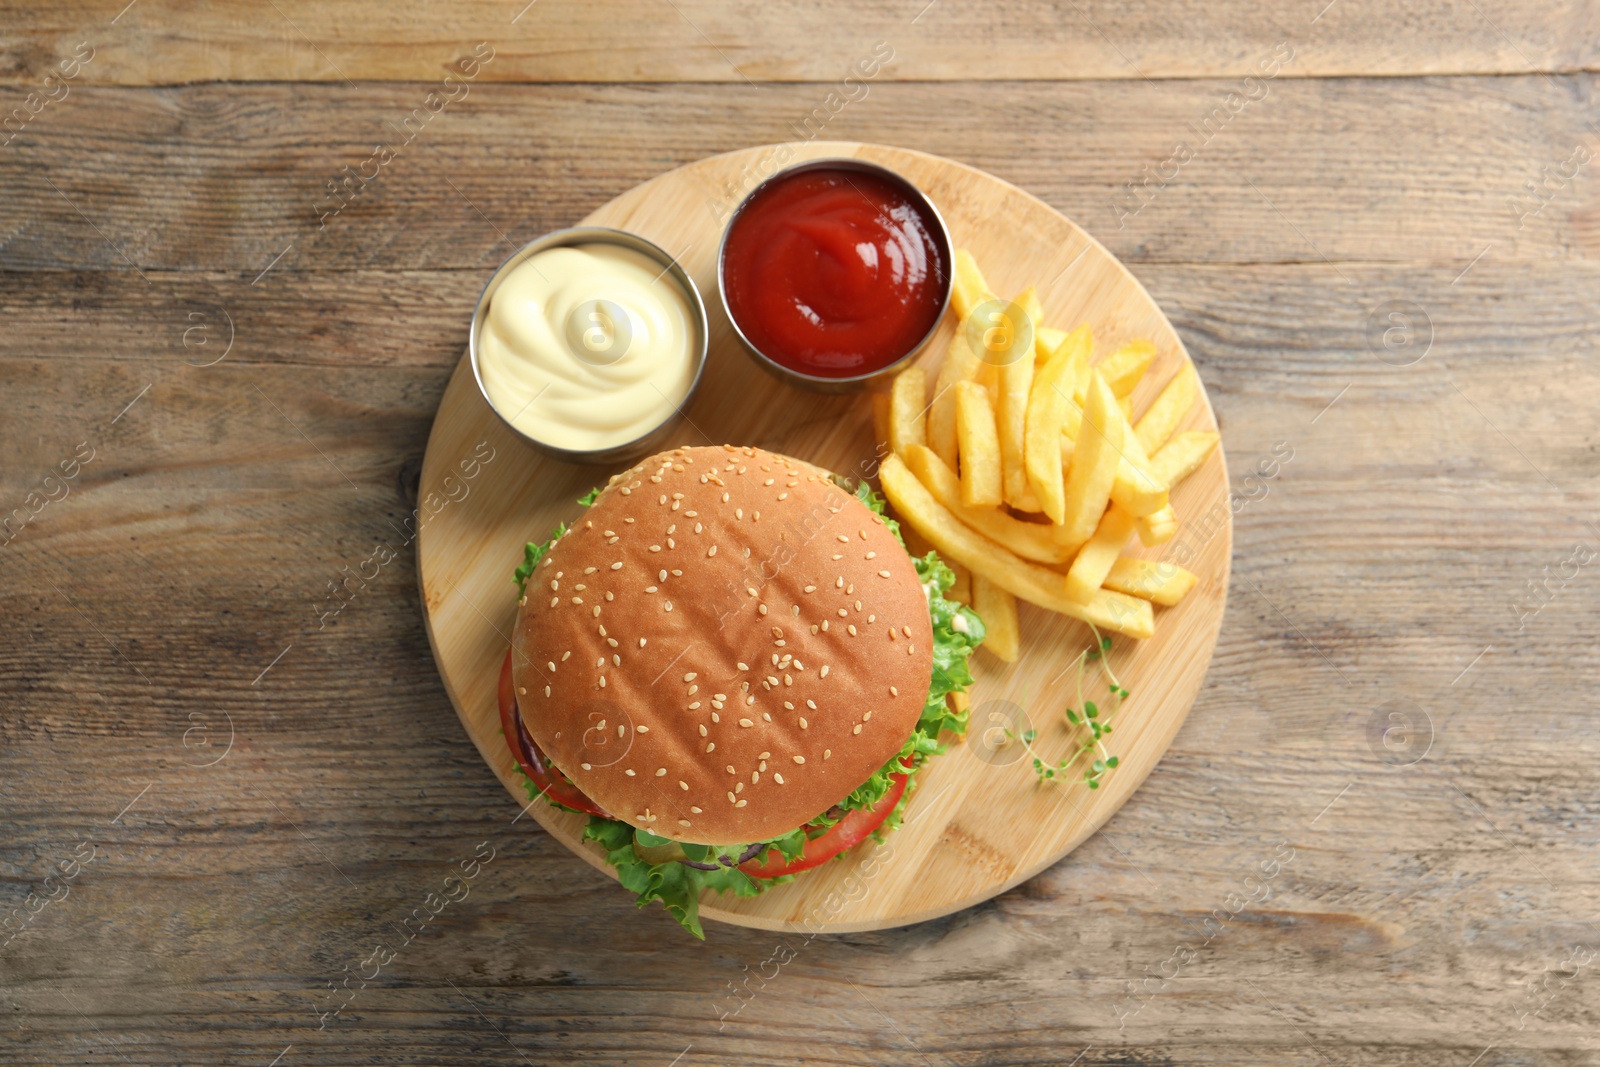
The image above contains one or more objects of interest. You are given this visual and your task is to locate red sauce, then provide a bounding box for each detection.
[721,167,948,378]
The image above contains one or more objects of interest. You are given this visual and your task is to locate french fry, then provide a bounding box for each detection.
[1105,393,1168,517]
[955,380,1003,507]
[1103,558,1197,606]
[972,574,1020,662]
[1119,396,1134,424]
[1063,506,1137,603]
[1098,339,1156,398]
[1017,283,1043,334]
[1035,324,1068,364]
[1058,371,1123,546]
[1135,505,1178,546]
[951,249,994,322]
[879,454,1154,638]
[888,366,928,457]
[1134,364,1196,455]
[904,445,1077,564]
[1150,430,1220,488]
[949,562,973,605]
[996,311,1035,509]
[929,333,981,468]
[1024,324,1090,523]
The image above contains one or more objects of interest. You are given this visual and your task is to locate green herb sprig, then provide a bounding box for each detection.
[1020,627,1129,790]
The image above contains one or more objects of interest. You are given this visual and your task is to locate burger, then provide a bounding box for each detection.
[496,444,985,938]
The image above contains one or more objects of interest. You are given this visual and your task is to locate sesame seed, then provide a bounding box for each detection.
[650,545,661,552]
[727,791,737,803]
[739,718,754,728]
[866,552,877,560]
[848,625,857,636]
[659,569,667,581]
[836,577,845,589]
[518,686,528,696]
[736,508,743,519]
[547,661,556,672]
[737,662,749,671]
[706,742,715,753]
[690,806,702,813]
[625,769,636,776]
[820,665,830,678]
[668,538,675,548]
[638,725,651,734]
[695,523,703,533]
[806,699,817,709]
[689,701,702,710]
[726,765,736,775]
[684,672,697,682]
[584,567,596,575]
[550,597,558,607]
[793,755,806,765]
[859,530,868,540]
[722,492,730,502]
[592,606,601,617]
[679,781,689,790]
[688,685,698,694]
[853,724,862,734]
[735,799,748,808]
[679,820,692,827]
[698,724,707,736]
[646,586,658,593]
[581,762,592,770]
[791,605,800,616]
[665,602,673,611]
[562,650,571,661]
[824,750,831,760]
[572,597,583,605]
[550,580,559,591]
[890,686,898,696]
[639,638,647,648]
[822,620,830,631]
[607,638,619,648]
[838,608,848,617]
[599,676,607,687]
[804,584,816,593]
[878,570,892,578]
[864,711,872,721]
[799,717,809,729]
[837,535,850,543]
[774,773,785,785]
[543,686,551,697]
[711,711,720,721]
[833,553,843,560]
[758,604,768,616]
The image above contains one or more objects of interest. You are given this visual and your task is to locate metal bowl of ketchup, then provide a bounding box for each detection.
[717,158,953,394]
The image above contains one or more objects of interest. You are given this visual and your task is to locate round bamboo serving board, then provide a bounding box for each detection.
[417,141,1231,934]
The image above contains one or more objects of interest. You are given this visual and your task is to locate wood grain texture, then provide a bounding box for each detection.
[415,141,1231,933]
[3,8,1600,1063]
[2,0,1600,85]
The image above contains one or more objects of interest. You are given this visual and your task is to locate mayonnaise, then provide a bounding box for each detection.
[477,243,698,451]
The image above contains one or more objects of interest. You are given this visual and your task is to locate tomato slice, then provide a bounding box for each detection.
[739,758,914,879]
[498,648,609,818]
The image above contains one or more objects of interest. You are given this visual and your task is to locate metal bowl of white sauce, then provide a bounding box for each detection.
[469,226,710,466]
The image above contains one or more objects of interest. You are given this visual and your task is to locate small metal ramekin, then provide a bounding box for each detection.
[469,226,710,466]
[716,157,954,395]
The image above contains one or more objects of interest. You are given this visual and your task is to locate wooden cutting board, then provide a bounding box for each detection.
[417,141,1230,934]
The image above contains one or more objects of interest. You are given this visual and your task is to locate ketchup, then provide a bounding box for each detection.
[721,167,948,378]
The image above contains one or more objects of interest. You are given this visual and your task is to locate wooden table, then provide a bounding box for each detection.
[3,4,1598,1064]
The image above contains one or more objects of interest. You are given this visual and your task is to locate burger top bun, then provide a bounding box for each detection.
[513,444,934,845]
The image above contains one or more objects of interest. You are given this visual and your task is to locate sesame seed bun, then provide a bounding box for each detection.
[512,445,934,845]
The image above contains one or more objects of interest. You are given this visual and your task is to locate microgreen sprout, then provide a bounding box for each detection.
[1017,624,1129,789]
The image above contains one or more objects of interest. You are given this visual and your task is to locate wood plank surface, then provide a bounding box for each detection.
[2,0,1599,85]
[4,6,1600,1064]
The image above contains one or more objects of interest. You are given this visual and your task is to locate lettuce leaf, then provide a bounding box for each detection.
[581,819,795,939]
[513,523,567,595]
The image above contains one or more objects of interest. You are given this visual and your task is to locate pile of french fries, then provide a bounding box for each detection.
[874,250,1219,659]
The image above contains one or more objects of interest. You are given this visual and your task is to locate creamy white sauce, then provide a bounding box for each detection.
[478,243,697,451]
